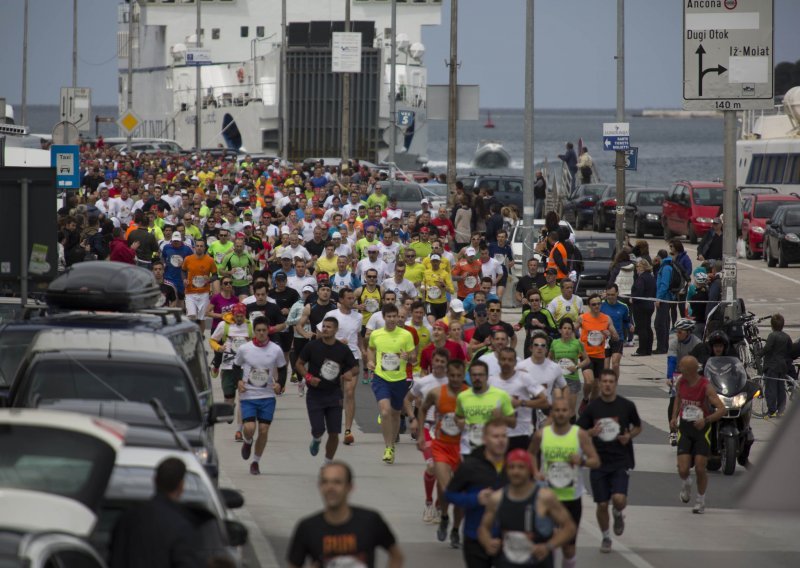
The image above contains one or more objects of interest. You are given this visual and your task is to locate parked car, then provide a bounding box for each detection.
[592,185,621,232]
[573,235,616,299]
[105,138,184,154]
[741,193,800,259]
[561,184,610,230]
[624,188,668,237]
[661,181,725,243]
[457,175,524,213]
[510,220,575,278]
[379,181,429,217]
[420,183,450,211]
[763,203,800,268]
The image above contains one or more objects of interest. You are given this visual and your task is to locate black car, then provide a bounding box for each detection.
[764,203,800,268]
[624,188,668,237]
[561,184,609,230]
[592,185,622,233]
[457,175,524,213]
[574,235,616,299]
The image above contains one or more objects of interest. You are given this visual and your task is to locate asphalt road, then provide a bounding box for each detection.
[216,232,800,568]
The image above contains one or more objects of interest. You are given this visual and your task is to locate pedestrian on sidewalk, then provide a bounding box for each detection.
[630,259,656,356]
[653,254,675,354]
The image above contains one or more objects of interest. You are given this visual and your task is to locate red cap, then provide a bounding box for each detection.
[506,449,534,472]
[433,321,449,333]
[231,303,247,316]
[419,226,430,233]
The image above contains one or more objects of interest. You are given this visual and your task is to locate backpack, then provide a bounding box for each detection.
[668,262,689,295]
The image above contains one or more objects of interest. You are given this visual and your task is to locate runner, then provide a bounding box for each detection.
[207,228,233,293]
[600,284,633,377]
[538,268,562,306]
[452,247,483,300]
[419,359,469,548]
[468,299,517,357]
[488,229,514,300]
[576,368,642,553]
[181,239,217,334]
[516,332,567,429]
[419,321,466,374]
[161,232,192,306]
[517,290,558,358]
[478,329,513,378]
[421,254,454,322]
[367,303,417,464]
[579,293,618,410]
[530,397,601,568]
[666,318,701,446]
[489,347,548,451]
[295,317,359,463]
[548,319,590,421]
[478,449,576,568]
[287,462,403,568]
[232,316,287,475]
[151,260,178,308]
[670,355,726,514]
[547,280,583,328]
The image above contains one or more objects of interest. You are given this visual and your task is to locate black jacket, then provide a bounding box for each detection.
[445,447,507,540]
[630,270,656,308]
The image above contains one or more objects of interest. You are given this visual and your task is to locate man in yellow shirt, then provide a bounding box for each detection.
[314,242,339,276]
[403,249,425,287]
[422,254,455,322]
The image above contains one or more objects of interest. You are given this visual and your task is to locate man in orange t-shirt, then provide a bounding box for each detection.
[579,293,618,403]
[451,247,483,300]
[182,240,217,332]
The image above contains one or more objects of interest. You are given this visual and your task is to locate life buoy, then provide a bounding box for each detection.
[237,68,245,84]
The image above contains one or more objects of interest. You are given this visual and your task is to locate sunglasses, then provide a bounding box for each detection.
[222,281,233,285]
[488,308,501,313]
[533,343,548,348]
[590,302,601,306]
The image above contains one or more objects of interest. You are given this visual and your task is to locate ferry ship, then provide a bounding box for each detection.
[737,86,800,195]
[117,0,442,168]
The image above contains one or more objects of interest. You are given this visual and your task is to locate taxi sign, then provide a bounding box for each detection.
[50,145,80,189]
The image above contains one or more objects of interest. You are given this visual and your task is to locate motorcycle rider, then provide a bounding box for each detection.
[666,319,701,446]
[690,330,736,370]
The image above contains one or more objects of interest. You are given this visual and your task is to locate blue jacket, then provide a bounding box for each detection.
[445,447,507,540]
[601,300,630,335]
[675,251,692,276]
[656,257,675,301]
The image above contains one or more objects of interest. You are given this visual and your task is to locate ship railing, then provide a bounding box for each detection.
[385,83,426,108]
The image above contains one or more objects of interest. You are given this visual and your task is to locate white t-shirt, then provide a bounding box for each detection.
[287,274,317,295]
[210,321,252,370]
[283,245,311,262]
[515,358,567,403]
[381,276,418,299]
[356,258,388,281]
[479,352,502,378]
[111,197,135,224]
[410,373,448,423]
[366,311,385,333]
[489,372,545,437]
[480,258,505,294]
[317,308,362,360]
[233,340,286,400]
[242,296,277,306]
[378,242,402,271]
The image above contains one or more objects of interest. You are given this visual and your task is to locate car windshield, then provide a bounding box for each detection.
[692,187,724,206]
[0,329,39,387]
[638,192,665,206]
[22,360,200,428]
[422,185,448,199]
[0,424,115,504]
[385,183,421,203]
[755,200,796,219]
[580,186,606,197]
[576,240,615,261]
[105,467,213,506]
[784,210,800,226]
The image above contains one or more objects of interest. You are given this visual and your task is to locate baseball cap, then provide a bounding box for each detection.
[318,280,332,290]
[419,226,430,233]
[280,226,290,235]
[316,272,330,282]
[243,221,253,227]
[545,267,558,275]
[430,254,441,261]
[171,232,182,241]
[433,321,449,332]
[280,250,293,259]
[301,284,315,294]
[367,245,379,253]
[465,247,476,256]
[332,231,342,239]
[506,449,534,473]
[274,271,288,280]
[449,299,465,313]
[712,216,722,224]
[231,303,247,316]
[420,198,430,205]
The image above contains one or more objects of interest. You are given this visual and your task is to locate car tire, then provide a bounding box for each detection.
[634,218,644,238]
[597,213,605,233]
[766,241,777,267]
[778,244,789,268]
[745,238,757,260]
[688,224,698,244]
[574,213,583,231]
[663,221,672,240]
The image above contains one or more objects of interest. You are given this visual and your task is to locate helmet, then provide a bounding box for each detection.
[707,330,730,348]
[673,318,696,331]
[694,272,709,285]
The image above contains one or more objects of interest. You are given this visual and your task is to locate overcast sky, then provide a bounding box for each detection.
[1,0,799,109]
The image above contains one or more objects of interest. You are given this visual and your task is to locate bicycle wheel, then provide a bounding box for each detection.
[751,377,769,418]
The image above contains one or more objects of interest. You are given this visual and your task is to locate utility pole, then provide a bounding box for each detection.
[341,0,351,166]
[522,0,535,231]
[722,112,737,303]
[446,0,458,206]
[195,0,202,152]
[281,0,288,164]
[21,0,29,126]
[126,1,134,152]
[388,0,397,166]
[614,0,626,254]
[72,0,78,87]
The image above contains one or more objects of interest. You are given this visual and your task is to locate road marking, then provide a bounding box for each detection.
[580,514,659,568]
[735,259,800,286]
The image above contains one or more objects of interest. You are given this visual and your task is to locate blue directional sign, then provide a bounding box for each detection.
[397,110,415,127]
[603,135,630,152]
[50,145,80,189]
[625,147,638,171]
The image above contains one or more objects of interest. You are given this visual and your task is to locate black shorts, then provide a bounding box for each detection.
[497,268,508,288]
[426,302,448,320]
[360,325,368,338]
[276,332,294,352]
[677,421,711,457]
[177,289,186,301]
[306,390,344,437]
[220,370,238,399]
[562,498,583,544]
[589,468,630,503]
[586,357,605,379]
[506,435,531,452]
[605,339,623,357]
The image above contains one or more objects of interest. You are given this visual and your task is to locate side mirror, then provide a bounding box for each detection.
[208,402,234,424]
[225,519,249,547]
[220,487,244,509]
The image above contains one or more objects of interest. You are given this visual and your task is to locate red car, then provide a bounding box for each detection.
[741,193,800,259]
[661,181,724,243]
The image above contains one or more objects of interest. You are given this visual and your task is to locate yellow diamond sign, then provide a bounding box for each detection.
[117,110,141,135]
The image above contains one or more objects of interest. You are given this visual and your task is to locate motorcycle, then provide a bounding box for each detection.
[703,356,758,475]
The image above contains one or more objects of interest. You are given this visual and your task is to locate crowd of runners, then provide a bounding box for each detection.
[59,146,753,567]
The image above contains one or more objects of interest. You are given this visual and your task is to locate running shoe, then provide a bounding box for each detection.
[211,367,219,378]
[241,439,253,461]
[249,461,260,475]
[612,509,625,536]
[344,430,355,445]
[309,438,321,457]
[429,508,441,525]
[422,503,436,523]
[382,447,395,464]
[669,432,678,446]
[377,413,382,425]
[436,516,449,542]
[600,537,612,553]
[234,430,243,443]
[298,381,305,397]
[680,483,691,504]
[624,341,635,348]
[290,374,299,383]
[449,529,461,549]
[692,500,705,514]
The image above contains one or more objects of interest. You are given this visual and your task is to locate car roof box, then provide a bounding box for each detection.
[46,261,161,312]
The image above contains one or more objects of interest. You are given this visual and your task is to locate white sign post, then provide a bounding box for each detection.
[683,0,774,111]
[332,32,362,73]
[59,87,91,132]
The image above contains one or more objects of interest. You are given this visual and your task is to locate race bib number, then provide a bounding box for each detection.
[682,404,704,422]
[440,413,460,436]
[248,368,270,388]
[427,286,442,300]
[596,417,620,442]
[169,254,184,268]
[381,352,401,371]
[546,461,577,489]
[192,275,208,288]
[467,423,484,448]
[232,267,247,281]
[587,330,604,346]
[558,358,575,373]
[382,251,396,264]
[323,557,367,568]
[320,359,341,381]
[214,252,225,264]
[502,531,533,565]
[365,298,380,313]
[494,253,506,264]
[464,275,478,289]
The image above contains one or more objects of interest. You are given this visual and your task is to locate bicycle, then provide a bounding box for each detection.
[751,372,798,419]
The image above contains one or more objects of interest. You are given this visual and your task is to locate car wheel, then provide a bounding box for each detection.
[688,224,698,244]
[745,238,757,260]
[574,212,583,230]
[634,218,644,238]
[597,213,606,233]
[663,221,672,240]
[778,243,789,268]
[766,241,777,267]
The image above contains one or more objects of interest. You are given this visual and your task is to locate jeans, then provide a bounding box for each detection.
[654,302,671,352]
[632,304,654,354]
[534,197,545,220]
[765,375,786,414]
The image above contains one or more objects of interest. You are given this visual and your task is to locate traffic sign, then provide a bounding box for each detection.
[683,0,774,111]
[186,48,212,66]
[50,145,80,189]
[117,110,141,136]
[397,110,415,128]
[59,87,91,132]
[603,136,630,151]
[625,147,639,171]
[603,122,630,136]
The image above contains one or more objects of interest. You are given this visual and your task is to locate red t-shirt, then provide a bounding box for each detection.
[419,340,467,373]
